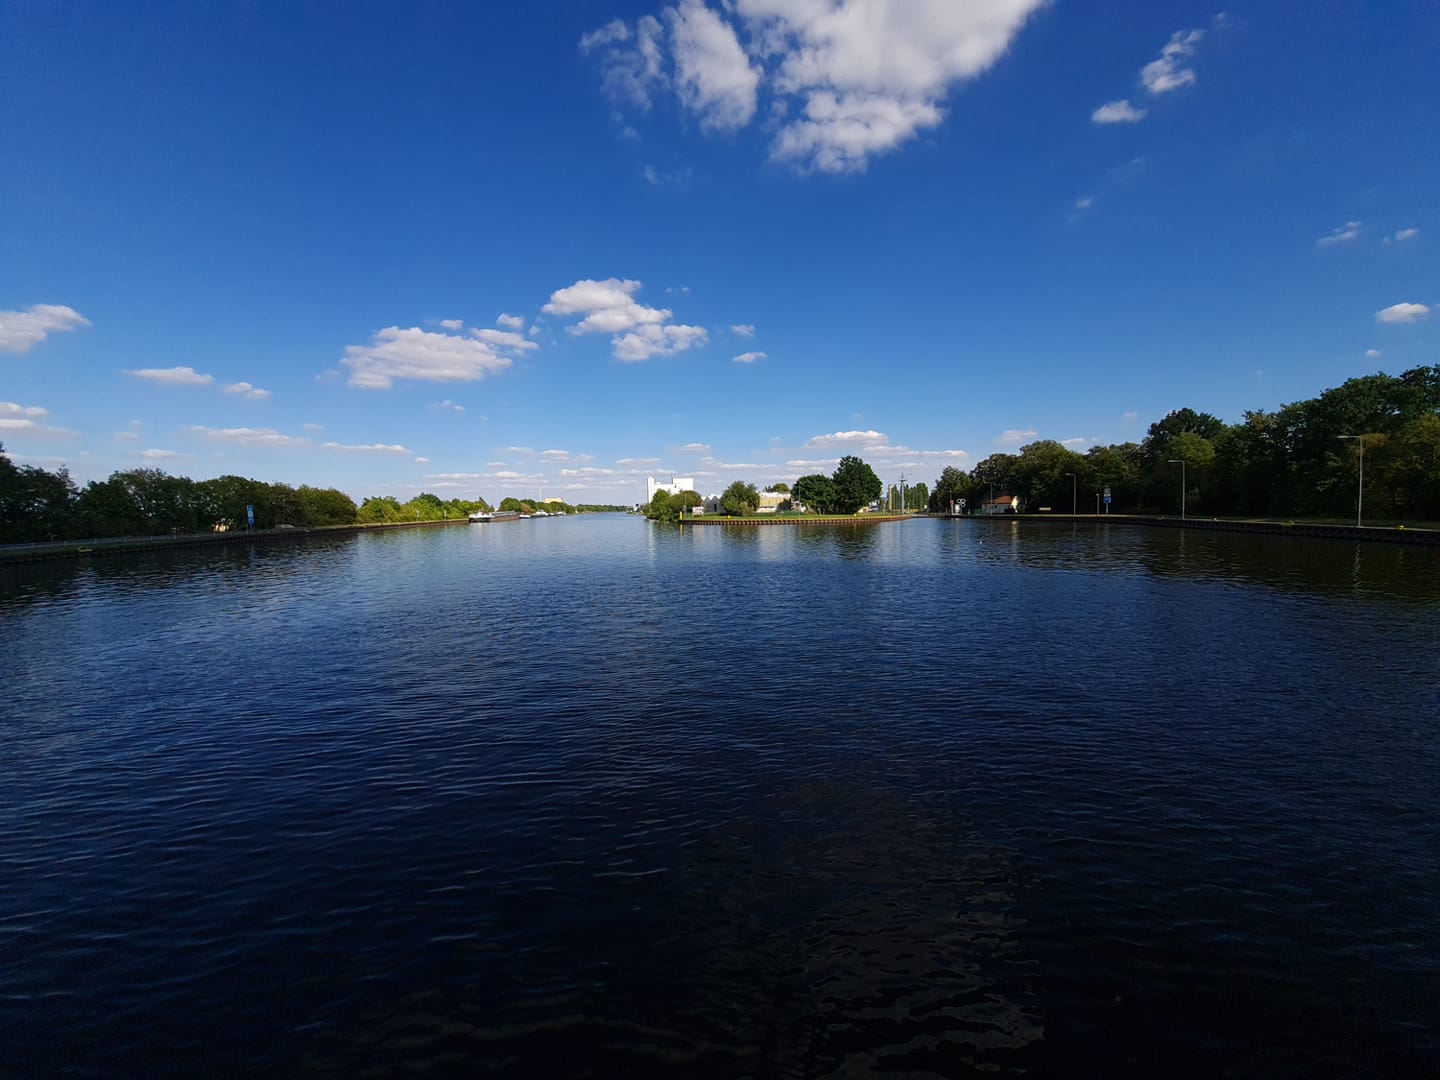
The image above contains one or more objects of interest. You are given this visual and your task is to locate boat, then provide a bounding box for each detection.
[468,510,520,523]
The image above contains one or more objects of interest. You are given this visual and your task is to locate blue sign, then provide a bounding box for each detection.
[1103,495,1111,505]
[246,504,255,526]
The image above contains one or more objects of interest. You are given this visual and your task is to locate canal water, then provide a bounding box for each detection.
[2,516,1437,1077]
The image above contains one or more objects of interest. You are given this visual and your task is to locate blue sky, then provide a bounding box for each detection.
[2,1,1436,504]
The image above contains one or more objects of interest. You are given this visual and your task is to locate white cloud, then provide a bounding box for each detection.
[0,418,74,437]
[498,445,536,456]
[613,322,708,362]
[1317,221,1361,247]
[673,442,711,453]
[0,401,48,418]
[340,326,513,389]
[1122,411,1138,422]
[1375,302,1429,324]
[139,448,185,460]
[496,313,525,330]
[730,323,755,337]
[616,456,661,466]
[1393,228,1419,242]
[439,318,465,331]
[413,457,429,464]
[1365,348,1382,359]
[222,381,272,400]
[543,278,670,335]
[668,0,760,131]
[1074,196,1093,209]
[1091,100,1146,124]
[542,449,572,460]
[585,0,1044,173]
[113,430,140,441]
[1140,28,1204,95]
[302,422,325,432]
[127,365,215,386]
[323,442,412,454]
[186,425,310,448]
[0,304,90,353]
[804,429,890,450]
[733,350,767,364]
[471,327,538,351]
[431,399,466,412]
[995,428,1037,445]
[582,13,666,111]
[1061,436,1093,448]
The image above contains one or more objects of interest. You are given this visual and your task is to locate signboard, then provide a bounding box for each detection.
[246,504,255,527]
[958,498,966,507]
[1103,485,1111,507]
[1103,495,1111,505]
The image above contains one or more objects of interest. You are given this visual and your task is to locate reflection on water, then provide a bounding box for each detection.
[1,516,1437,1077]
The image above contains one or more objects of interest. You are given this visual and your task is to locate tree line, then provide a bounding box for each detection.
[0,450,504,542]
[928,365,1440,520]
[645,456,885,519]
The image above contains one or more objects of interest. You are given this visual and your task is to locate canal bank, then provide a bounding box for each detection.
[0,517,470,565]
[957,513,1440,546]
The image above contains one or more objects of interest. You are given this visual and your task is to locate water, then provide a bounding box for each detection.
[2,517,1437,1077]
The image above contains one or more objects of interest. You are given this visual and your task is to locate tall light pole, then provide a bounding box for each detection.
[1167,459,1186,519]
[1065,472,1076,515]
[1338,435,1364,527]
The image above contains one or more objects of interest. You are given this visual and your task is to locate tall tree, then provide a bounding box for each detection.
[830,455,881,514]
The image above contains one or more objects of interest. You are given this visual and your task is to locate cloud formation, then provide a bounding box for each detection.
[583,0,1046,173]
[0,304,90,353]
[1375,302,1428,324]
[341,326,516,389]
[127,365,215,386]
[1317,221,1361,247]
[0,401,48,418]
[1393,228,1419,242]
[1091,24,1209,125]
[323,442,412,454]
[222,381,272,400]
[1091,100,1146,124]
[730,323,755,337]
[185,425,310,448]
[733,351,766,363]
[995,428,1038,445]
[543,278,708,361]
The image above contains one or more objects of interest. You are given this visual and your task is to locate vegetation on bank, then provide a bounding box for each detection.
[644,456,885,521]
[0,449,622,543]
[929,366,1440,520]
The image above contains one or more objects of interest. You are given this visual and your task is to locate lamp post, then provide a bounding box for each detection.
[1338,435,1364,527]
[1095,491,1100,515]
[1167,459,1186,519]
[1065,472,1076,516]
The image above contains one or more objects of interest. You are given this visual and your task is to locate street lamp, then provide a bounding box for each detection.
[1167,459,1186,519]
[1065,472,1076,516]
[1338,435,1364,527]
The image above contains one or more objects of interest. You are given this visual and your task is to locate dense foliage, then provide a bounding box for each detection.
[0,450,498,542]
[792,456,883,514]
[720,481,760,516]
[928,366,1440,521]
[644,488,702,522]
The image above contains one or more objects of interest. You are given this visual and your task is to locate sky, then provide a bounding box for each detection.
[2,1,1436,505]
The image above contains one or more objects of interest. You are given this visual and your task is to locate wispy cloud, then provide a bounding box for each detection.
[995,428,1038,445]
[0,304,89,353]
[222,381,272,400]
[185,425,310,448]
[730,324,754,337]
[733,351,766,364]
[1375,302,1429,324]
[1091,100,1146,124]
[0,401,48,418]
[341,326,515,389]
[138,448,186,460]
[323,442,412,454]
[1392,227,1419,242]
[1316,221,1361,247]
[583,0,1045,173]
[127,365,215,386]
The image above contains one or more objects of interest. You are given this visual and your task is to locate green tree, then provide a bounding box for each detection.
[830,455,881,514]
[720,481,760,516]
[296,486,359,526]
[769,481,790,493]
[930,465,969,512]
[792,473,835,513]
[1008,441,1086,511]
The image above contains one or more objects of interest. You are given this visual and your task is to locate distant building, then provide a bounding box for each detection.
[756,490,789,513]
[646,476,696,503]
[981,494,1020,515]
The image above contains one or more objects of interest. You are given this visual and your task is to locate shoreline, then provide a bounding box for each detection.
[679,514,911,526]
[947,513,1440,546]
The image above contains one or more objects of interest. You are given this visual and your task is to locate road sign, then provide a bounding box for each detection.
[1103,495,1111,505]
[1103,486,1111,497]
[958,498,966,507]
[246,504,255,527]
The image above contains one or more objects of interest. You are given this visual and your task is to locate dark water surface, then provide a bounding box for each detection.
[3,517,1438,1077]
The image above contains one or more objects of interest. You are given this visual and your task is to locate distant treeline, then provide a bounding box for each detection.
[929,365,1440,520]
[0,454,623,543]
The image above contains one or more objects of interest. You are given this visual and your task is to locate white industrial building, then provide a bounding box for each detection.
[645,476,696,503]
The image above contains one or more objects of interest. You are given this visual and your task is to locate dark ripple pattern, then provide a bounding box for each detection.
[2,518,1438,1077]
